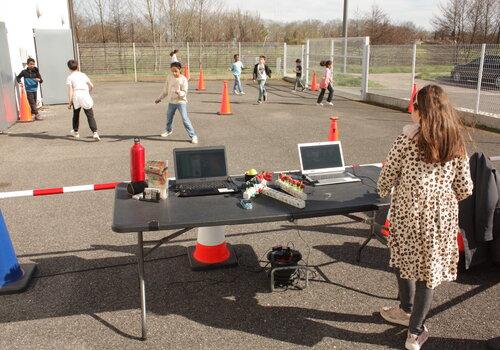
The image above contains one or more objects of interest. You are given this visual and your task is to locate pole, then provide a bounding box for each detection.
[361,37,370,100]
[475,43,486,114]
[305,39,310,87]
[410,43,417,94]
[137,231,147,340]
[76,43,81,64]
[132,42,137,83]
[186,42,190,69]
[330,39,334,64]
[283,42,287,77]
[342,0,348,73]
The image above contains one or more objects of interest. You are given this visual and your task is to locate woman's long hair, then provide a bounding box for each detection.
[415,85,466,163]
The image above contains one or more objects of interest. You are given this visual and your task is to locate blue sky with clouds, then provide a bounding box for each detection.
[220,0,439,30]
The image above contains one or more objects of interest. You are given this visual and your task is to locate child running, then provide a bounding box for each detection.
[16,58,43,120]
[253,55,271,104]
[155,61,198,144]
[292,58,305,92]
[316,60,334,106]
[230,54,245,95]
[66,60,100,140]
[170,49,179,63]
[377,85,473,350]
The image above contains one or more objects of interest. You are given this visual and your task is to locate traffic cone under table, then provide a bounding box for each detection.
[18,87,33,122]
[328,116,339,141]
[0,210,37,295]
[187,226,237,271]
[310,71,319,92]
[217,80,232,115]
[196,67,206,91]
[183,65,190,80]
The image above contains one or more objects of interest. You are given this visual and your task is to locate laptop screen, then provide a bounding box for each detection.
[300,143,344,171]
[175,148,227,180]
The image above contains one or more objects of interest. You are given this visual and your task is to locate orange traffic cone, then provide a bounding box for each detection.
[183,65,190,80]
[18,87,33,122]
[408,83,417,113]
[310,71,319,91]
[2,87,17,123]
[196,66,206,91]
[217,81,232,115]
[328,116,339,141]
[187,226,237,271]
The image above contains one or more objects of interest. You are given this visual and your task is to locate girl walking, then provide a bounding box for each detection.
[155,62,198,144]
[316,60,334,106]
[377,85,473,350]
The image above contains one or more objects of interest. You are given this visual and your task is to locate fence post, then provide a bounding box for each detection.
[361,37,370,100]
[305,39,310,87]
[186,42,190,69]
[76,43,81,64]
[343,37,347,73]
[475,43,486,114]
[283,42,287,77]
[132,42,137,83]
[238,42,241,59]
[410,43,417,94]
[330,39,334,63]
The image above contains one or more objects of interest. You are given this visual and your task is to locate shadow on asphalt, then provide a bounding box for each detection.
[2,239,498,348]
[6,132,191,143]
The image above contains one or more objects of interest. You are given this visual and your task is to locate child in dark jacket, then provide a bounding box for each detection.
[16,58,43,120]
[253,55,272,103]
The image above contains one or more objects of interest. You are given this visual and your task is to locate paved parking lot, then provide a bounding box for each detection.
[0,80,499,349]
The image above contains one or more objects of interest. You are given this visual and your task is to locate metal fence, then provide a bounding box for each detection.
[78,40,499,117]
[78,42,284,82]
[283,37,369,98]
[368,43,500,117]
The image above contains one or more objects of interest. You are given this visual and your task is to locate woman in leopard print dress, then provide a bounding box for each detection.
[377,85,473,350]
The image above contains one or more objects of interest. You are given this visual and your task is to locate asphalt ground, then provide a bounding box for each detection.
[0,79,499,350]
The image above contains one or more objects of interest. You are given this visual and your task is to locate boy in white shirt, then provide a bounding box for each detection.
[66,60,100,140]
[155,62,198,144]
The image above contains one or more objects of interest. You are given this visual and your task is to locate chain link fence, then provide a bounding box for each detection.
[78,42,283,82]
[78,40,499,118]
[297,37,369,98]
[368,43,500,117]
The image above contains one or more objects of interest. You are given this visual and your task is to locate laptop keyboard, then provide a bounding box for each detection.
[310,172,350,180]
[177,180,235,191]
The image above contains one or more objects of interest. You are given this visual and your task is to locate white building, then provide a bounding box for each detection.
[0,0,74,130]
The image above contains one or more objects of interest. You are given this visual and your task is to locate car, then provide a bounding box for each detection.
[451,55,500,88]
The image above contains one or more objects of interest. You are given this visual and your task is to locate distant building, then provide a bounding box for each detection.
[0,0,74,130]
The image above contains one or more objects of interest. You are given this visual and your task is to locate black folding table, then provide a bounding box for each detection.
[112,165,389,339]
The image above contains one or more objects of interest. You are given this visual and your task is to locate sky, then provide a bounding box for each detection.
[220,0,439,30]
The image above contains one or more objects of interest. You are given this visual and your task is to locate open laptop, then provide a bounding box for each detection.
[173,146,238,197]
[298,141,361,186]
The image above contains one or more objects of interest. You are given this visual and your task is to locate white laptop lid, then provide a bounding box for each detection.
[298,141,346,175]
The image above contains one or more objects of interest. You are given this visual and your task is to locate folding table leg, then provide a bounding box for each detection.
[356,210,376,262]
[137,231,147,340]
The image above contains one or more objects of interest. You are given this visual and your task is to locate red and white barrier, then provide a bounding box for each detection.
[0,182,121,199]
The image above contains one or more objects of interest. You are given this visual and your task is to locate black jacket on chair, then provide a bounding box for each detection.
[459,152,500,269]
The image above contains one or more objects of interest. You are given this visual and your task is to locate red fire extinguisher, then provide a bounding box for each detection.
[130,138,145,182]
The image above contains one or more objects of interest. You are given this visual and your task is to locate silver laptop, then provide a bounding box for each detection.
[298,141,360,186]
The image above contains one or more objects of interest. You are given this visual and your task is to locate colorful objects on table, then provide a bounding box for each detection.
[276,174,307,200]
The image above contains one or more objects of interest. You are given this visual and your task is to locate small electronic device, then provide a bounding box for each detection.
[173,146,238,197]
[298,141,361,186]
